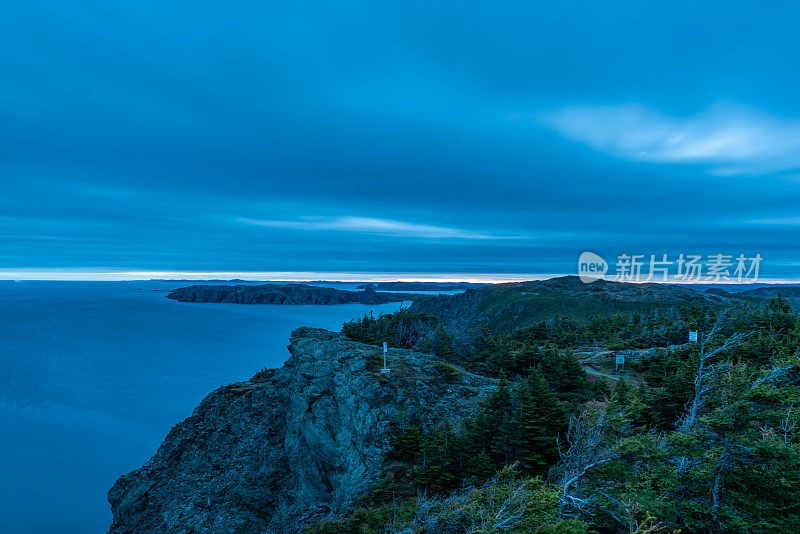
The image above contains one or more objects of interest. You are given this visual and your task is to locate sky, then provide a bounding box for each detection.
[2,0,800,281]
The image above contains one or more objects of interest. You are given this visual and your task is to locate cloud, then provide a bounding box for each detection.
[747,216,800,225]
[237,216,519,239]
[540,104,800,174]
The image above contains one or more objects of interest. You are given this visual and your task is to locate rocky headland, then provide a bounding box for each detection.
[107,328,495,533]
[166,284,417,305]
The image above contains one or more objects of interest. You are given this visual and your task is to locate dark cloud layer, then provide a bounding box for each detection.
[2,1,799,279]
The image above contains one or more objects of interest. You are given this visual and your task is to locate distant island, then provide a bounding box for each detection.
[166,283,418,304]
[355,281,488,291]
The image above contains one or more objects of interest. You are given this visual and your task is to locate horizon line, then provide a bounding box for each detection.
[0,269,541,283]
[0,269,798,285]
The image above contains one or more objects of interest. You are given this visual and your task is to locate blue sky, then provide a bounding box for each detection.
[2,1,800,280]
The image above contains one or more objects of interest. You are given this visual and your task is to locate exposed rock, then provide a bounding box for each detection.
[166,284,417,305]
[108,328,496,534]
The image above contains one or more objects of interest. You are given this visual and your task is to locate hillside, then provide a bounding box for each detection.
[407,275,748,347]
[355,282,488,291]
[740,285,800,298]
[308,285,800,533]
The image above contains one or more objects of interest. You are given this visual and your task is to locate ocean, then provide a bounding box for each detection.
[0,281,408,533]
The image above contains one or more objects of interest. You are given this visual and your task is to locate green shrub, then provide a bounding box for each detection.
[432,362,462,383]
[250,367,277,382]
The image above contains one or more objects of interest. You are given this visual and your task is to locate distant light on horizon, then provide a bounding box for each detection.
[1,269,798,285]
[0,269,548,283]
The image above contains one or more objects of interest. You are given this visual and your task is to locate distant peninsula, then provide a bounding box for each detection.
[166,283,418,304]
[355,281,488,291]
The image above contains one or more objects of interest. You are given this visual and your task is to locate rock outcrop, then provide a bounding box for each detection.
[107,328,495,534]
[166,284,417,305]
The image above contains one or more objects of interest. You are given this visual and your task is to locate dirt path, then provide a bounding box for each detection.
[583,366,622,381]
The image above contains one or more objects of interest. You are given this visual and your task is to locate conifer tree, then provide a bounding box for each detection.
[518,372,566,473]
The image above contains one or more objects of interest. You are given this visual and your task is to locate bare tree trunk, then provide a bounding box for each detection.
[554,407,620,519]
[711,438,732,530]
[781,405,796,446]
[558,459,611,518]
[678,318,749,433]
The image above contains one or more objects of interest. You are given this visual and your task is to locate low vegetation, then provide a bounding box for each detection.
[342,308,455,358]
[328,295,800,533]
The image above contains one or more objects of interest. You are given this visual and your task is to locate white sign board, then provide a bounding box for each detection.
[689,330,698,343]
[615,355,625,365]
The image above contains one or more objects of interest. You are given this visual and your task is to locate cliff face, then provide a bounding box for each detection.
[107,328,495,534]
[166,284,417,305]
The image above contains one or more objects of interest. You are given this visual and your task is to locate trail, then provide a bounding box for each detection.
[583,367,622,381]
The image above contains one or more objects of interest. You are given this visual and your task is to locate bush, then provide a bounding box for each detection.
[250,367,277,382]
[392,466,581,533]
[342,309,455,357]
[432,362,462,383]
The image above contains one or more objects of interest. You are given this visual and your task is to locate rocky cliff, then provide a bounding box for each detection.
[166,284,417,305]
[107,328,495,533]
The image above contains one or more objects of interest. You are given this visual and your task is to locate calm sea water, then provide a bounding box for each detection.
[0,281,408,534]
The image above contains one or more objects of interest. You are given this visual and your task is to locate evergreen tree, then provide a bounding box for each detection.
[517,372,567,473]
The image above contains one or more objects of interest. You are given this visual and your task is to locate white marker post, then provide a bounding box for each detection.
[381,342,390,373]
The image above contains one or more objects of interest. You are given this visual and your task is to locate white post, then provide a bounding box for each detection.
[381,342,390,373]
